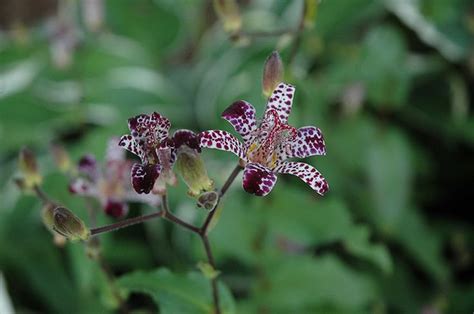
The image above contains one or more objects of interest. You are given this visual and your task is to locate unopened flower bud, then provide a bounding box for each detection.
[175,151,214,197]
[197,191,219,211]
[213,0,242,34]
[262,51,284,98]
[82,0,104,32]
[18,147,42,189]
[51,144,72,174]
[303,0,319,29]
[42,204,90,241]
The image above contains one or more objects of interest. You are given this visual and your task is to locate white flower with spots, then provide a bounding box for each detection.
[199,83,328,196]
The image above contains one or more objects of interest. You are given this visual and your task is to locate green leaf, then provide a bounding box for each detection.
[394,208,448,282]
[253,255,375,312]
[343,226,393,274]
[361,25,410,107]
[118,268,235,314]
[367,128,412,233]
[384,0,470,62]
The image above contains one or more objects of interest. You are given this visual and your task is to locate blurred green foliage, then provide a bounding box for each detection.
[0,0,473,313]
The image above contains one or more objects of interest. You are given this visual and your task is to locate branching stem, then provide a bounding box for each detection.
[87,164,243,314]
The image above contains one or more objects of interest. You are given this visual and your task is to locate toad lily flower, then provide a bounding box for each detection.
[118,112,176,194]
[118,112,211,196]
[199,83,328,196]
[69,138,160,218]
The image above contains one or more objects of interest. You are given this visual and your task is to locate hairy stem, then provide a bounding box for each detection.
[198,164,242,314]
[201,234,220,314]
[90,211,164,236]
[90,164,243,314]
[33,185,52,204]
[161,194,201,234]
[201,164,243,234]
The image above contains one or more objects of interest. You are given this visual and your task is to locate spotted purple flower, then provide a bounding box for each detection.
[199,83,328,196]
[69,138,160,218]
[118,112,175,194]
[118,112,205,195]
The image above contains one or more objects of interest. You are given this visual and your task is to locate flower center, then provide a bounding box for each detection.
[246,110,296,169]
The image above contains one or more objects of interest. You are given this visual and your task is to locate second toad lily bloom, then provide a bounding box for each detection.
[118,112,212,196]
[199,83,328,196]
[118,112,175,194]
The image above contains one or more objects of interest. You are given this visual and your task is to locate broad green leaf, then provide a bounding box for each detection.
[343,226,393,274]
[394,208,448,282]
[361,25,410,107]
[118,268,235,314]
[385,0,470,61]
[253,255,375,312]
[366,128,412,233]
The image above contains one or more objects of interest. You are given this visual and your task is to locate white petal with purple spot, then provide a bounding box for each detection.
[274,161,328,195]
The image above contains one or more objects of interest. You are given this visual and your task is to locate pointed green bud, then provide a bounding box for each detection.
[51,143,73,174]
[175,150,214,197]
[42,204,90,241]
[213,0,242,34]
[262,51,284,97]
[197,261,220,280]
[197,191,219,211]
[303,0,319,29]
[18,147,42,189]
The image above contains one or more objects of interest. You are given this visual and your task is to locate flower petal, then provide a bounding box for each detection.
[221,100,257,145]
[78,154,99,181]
[119,134,145,161]
[277,126,326,160]
[128,112,171,144]
[274,161,328,195]
[131,163,161,194]
[199,130,245,159]
[68,178,97,196]
[173,129,201,152]
[264,83,295,124]
[104,199,129,218]
[242,163,277,196]
[125,189,161,207]
[106,137,125,163]
[157,138,177,172]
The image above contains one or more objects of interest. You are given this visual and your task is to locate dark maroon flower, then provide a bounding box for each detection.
[199,83,328,196]
[119,112,174,194]
[119,112,208,196]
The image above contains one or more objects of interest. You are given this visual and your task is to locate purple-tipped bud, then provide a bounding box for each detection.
[262,51,284,98]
